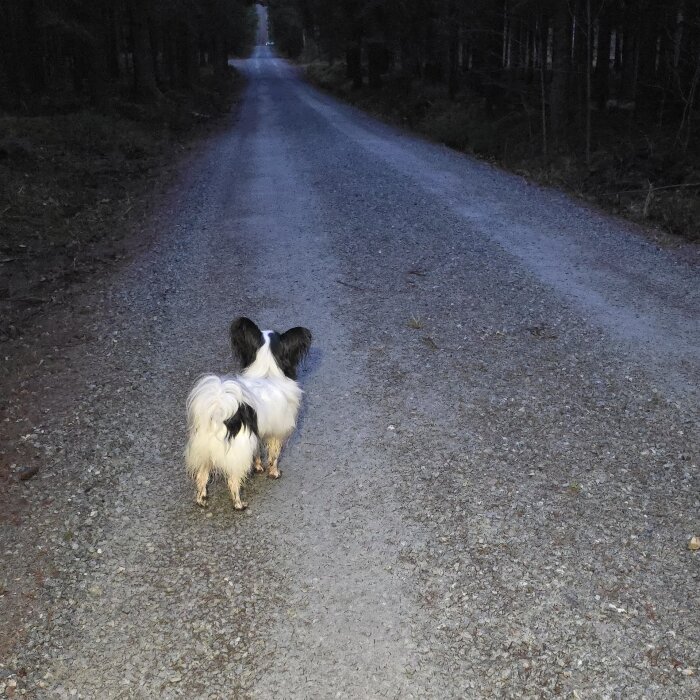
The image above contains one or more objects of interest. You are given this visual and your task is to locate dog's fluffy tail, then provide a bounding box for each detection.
[185,375,258,481]
[186,375,246,438]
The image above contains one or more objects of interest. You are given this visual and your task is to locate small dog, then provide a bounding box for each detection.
[185,317,312,510]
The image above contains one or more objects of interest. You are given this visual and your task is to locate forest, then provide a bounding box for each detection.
[0,0,256,109]
[0,1,257,341]
[269,0,700,239]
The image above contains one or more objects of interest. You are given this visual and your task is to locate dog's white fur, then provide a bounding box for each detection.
[239,332,303,438]
[185,328,305,510]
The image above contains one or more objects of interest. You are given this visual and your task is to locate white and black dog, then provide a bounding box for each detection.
[185,317,312,510]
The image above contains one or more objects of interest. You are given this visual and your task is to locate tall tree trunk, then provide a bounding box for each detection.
[550,1,572,143]
[176,20,198,88]
[128,0,160,98]
[24,0,46,96]
[595,4,612,110]
[213,30,229,83]
[163,21,177,88]
[636,6,661,109]
[621,8,639,104]
[0,1,24,106]
[106,5,120,80]
[85,3,115,106]
[367,40,386,89]
[539,15,549,157]
[447,0,459,99]
[573,0,588,131]
[346,40,362,89]
[585,0,592,164]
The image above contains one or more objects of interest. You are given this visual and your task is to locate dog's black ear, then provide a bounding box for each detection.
[230,317,264,368]
[275,327,312,380]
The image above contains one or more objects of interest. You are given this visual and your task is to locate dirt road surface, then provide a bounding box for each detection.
[1,44,698,699]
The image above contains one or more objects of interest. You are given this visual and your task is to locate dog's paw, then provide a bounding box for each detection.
[196,494,208,507]
[267,469,281,480]
[233,500,248,510]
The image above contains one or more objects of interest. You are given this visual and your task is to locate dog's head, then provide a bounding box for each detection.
[230,317,312,380]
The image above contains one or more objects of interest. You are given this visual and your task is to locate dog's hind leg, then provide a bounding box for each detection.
[227,476,248,510]
[195,465,211,506]
[266,437,283,479]
[224,451,251,509]
[220,422,256,509]
[186,438,211,507]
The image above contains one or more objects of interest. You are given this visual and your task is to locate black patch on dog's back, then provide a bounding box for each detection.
[230,317,264,369]
[269,326,312,380]
[224,403,258,440]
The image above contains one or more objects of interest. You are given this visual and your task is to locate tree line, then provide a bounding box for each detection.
[269,0,700,155]
[0,0,257,110]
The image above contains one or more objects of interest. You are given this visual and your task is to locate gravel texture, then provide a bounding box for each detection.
[0,45,698,699]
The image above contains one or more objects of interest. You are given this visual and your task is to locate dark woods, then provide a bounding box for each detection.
[0,1,256,335]
[0,1,697,239]
[0,0,257,111]
[272,0,700,152]
[269,0,700,238]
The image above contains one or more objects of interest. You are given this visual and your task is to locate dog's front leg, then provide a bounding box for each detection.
[253,448,264,475]
[266,437,283,479]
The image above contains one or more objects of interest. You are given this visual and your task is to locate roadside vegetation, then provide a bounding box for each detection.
[0,0,257,338]
[270,0,700,243]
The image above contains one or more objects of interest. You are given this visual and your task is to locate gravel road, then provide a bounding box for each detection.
[1,44,698,699]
